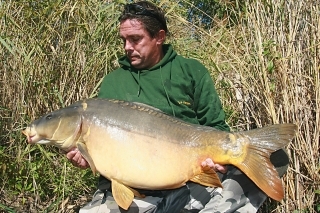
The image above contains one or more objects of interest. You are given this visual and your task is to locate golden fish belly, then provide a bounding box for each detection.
[85,125,202,190]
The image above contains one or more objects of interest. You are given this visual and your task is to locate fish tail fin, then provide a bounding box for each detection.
[232,123,297,201]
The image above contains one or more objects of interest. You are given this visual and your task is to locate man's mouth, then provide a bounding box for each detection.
[128,54,139,59]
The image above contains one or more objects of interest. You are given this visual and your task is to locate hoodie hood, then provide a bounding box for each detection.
[118,44,177,71]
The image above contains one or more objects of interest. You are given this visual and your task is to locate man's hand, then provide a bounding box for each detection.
[201,158,227,174]
[66,148,90,169]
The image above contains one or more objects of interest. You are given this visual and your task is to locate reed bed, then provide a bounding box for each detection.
[0,0,319,212]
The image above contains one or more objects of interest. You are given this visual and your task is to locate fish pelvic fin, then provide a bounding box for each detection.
[111,179,143,210]
[131,188,145,198]
[76,142,97,175]
[190,166,222,188]
[232,123,297,201]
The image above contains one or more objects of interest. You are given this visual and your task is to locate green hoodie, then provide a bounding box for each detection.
[98,44,229,131]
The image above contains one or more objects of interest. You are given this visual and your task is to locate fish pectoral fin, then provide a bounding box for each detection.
[76,142,97,175]
[111,179,136,210]
[190,168,222,188]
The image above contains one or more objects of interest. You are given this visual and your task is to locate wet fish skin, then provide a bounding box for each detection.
[22,98,297,210]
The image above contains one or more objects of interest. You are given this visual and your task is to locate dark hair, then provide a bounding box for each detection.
[119,1,168,38]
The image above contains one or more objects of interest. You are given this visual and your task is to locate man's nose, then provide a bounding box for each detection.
[124,40,133,51]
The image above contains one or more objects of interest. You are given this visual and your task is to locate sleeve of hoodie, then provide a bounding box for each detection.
[193,65,230,132]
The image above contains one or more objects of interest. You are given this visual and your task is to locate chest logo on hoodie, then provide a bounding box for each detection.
[178,101,191,106]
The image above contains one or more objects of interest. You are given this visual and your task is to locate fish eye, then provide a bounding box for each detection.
[46,114,53,120]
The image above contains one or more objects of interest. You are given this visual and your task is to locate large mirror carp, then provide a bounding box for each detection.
[22,98,297,210]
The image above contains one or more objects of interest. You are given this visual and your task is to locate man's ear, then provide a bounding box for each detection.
[156,30,166,45]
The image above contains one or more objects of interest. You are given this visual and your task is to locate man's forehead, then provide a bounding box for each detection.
[119,19,148,37]
[120,19,145,33]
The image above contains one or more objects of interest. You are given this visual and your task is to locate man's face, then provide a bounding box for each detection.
[119,19,163,69]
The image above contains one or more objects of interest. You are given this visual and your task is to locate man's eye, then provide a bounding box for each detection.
[131,37,141,43]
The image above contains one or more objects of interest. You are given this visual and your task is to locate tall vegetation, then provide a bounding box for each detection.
[0,0,319,212]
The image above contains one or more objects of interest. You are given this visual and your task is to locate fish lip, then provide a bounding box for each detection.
[24,133,37,144]
[22,128,37,144]
[27,135,36,144]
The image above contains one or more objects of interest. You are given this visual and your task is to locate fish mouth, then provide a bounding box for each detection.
[22,127,37,144]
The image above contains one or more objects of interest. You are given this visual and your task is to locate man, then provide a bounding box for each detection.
[67,1,288,212]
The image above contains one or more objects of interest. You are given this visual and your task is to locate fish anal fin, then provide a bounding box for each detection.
[111,179,135,210]
[190,168,222,188]
[76,142,97,175]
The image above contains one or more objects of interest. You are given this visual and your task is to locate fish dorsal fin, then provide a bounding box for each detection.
[132,102,163,112]
[111,179,136,210]
[190,167,222,188]
[76,142,97,175]
[109,99,163,112]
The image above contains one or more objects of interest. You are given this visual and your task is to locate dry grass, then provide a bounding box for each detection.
[0,0,319,212]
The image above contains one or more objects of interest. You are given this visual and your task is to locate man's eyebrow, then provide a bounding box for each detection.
[119,34,142,39]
